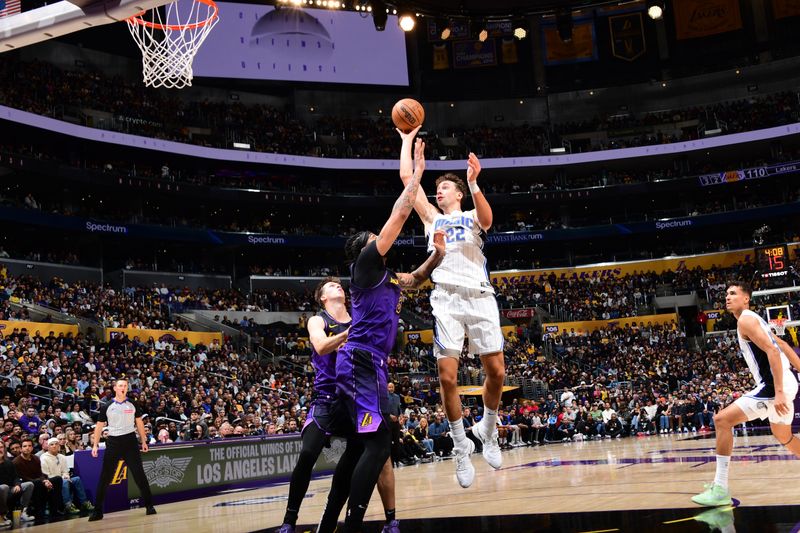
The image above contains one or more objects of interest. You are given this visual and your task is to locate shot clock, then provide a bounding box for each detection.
[755,244,789,281]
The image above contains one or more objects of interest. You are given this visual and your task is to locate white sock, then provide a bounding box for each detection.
[449,418,467,447]
[713,455,730,489]
[482,408,498,434]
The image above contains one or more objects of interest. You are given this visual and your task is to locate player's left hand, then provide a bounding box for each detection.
[432,230,446,255]
[466,152,481,182]
[413,138,426,176]
[141,442,149,453]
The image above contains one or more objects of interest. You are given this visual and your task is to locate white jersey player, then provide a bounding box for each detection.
[692,282,800,508]
[398,126,504,489]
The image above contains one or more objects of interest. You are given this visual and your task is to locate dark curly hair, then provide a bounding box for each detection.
[345,231,371,264]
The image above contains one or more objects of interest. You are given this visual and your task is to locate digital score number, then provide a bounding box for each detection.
[755,245,789,279]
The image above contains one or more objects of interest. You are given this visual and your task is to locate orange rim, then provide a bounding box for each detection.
[128,0,218,30]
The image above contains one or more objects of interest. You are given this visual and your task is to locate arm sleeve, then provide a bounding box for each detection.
[97,403,110,423]
[353,240,386,288]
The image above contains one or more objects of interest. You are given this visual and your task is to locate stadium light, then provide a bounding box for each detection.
[647,1,664,20]
[436,17,452,40]
[478,29,489,42]
[513,26,527,40]
[398,13,416,32]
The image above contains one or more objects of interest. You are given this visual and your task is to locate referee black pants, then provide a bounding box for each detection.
[94,433,154,511]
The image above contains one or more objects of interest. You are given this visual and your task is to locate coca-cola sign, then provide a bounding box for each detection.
[501,308,535,319]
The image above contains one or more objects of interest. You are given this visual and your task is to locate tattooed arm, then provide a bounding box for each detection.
[375,138,426,256]
[397,230,445,289]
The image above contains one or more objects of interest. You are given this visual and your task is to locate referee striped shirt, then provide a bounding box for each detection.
[98,399,142,437]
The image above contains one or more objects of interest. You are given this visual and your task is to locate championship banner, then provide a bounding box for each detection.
[453,40,497,68]
[0,321,78,338]
[673,0,742,39]
[543,313,678,336]
[432,43,450,70]
[609,12,646,61]
[772,0,800,19]
[105,327,222,346]
[492,248,754,286]
[543,20,597,65]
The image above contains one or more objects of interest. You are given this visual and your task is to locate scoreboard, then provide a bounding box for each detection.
[755,244,789,281]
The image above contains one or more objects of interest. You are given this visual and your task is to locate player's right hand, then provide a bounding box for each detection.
[775,391,789,416]
[396,125,421,142]
[91,445,99,458]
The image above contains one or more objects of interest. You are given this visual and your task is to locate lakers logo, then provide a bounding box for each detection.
[110,460,128,485]
[360,413,373,428]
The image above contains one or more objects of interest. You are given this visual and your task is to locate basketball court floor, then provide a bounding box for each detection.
[19,431,800,532]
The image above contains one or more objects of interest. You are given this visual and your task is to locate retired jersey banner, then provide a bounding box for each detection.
[673,0,743,39]
[772,0,800,19]
[543,19,597,65]
[453,40,497,68]
[500,38,519,64]
[0,321,78,338]
[609,12,646,61]
[105,327,222,346]
[543,313,678,336]
[432,43,450,70]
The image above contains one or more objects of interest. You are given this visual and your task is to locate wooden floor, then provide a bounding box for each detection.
[19,432,800,532]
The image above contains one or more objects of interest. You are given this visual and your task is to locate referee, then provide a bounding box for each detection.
[88,379,156,521]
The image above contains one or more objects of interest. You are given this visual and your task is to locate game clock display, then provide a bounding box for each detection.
[755,245,789,279]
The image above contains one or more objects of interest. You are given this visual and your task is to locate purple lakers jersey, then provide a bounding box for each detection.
[311,310,350,401]
[346,270,402,357]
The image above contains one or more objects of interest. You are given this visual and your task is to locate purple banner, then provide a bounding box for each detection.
[1,105,799,170]
[189,4,408,86]
[74,449,130,513]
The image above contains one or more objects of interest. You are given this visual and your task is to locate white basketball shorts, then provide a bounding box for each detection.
[733,374,798,425]
[430,284,503,359]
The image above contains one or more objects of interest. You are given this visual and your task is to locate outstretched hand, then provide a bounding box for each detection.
[397,125,422,143]
[413,138,426,176]
[466,152,481,182]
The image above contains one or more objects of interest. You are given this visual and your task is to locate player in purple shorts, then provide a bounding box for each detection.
[316,138,445,533]
[278,277,399,533]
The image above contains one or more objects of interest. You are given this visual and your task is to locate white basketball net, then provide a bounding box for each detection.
[771,319,786,336]
[126,0,218,89]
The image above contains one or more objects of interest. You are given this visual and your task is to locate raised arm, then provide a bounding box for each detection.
[467,152,493,231]
[376,138,426,256]
[740,315,789,416]
[397,230,446,289]
[398,127,438,226]
[307,315,348,355]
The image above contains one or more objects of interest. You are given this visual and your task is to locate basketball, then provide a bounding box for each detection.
[392,98,425,133]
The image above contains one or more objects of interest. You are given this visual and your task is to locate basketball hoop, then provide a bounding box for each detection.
[126,0,219,89]
[770,317,787,337]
